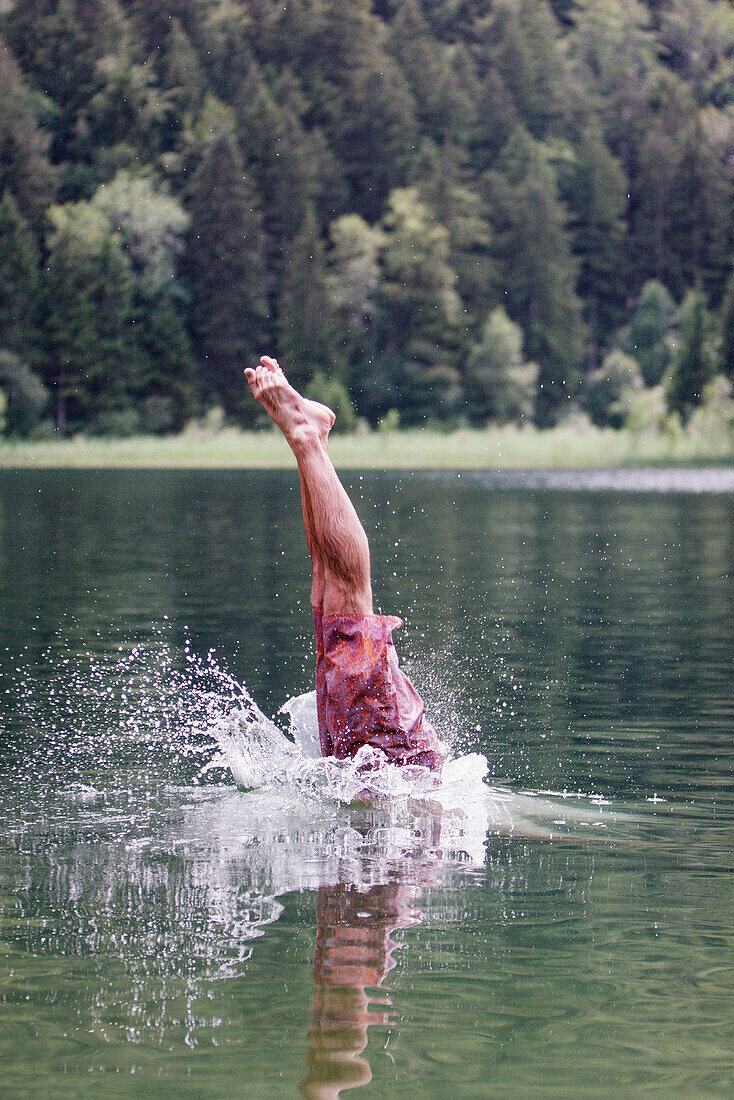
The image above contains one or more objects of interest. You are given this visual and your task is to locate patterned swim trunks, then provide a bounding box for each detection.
[313,608,445,772]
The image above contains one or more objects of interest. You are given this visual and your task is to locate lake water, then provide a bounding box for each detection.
[1,468,733,1098]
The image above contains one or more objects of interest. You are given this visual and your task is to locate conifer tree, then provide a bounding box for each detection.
[0,190,42,364]
[0,349,48,436]
[567,0,658,168]
[485,127,585,424]
[376,187,465,423]
[490,0,579,141]
[718,271,734,383]
[0,39,56,227]
[44,203,135,429]
[666,290,715,421]
[568,124,629,366]
[619,280,677,387]
[3,0,100,163]
[306,0,419,220]
[419,142,495,329]
[465,307,537,425]
[134,297,197,430]
[276,204,341,389]
[389,0,475,146]
[181,133,268,420]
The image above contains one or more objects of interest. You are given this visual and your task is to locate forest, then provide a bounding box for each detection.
[1,0,734,438]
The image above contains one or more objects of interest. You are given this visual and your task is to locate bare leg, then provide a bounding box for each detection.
[245,356,373,617]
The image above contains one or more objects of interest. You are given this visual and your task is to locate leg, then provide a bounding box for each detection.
[245,356,373,617]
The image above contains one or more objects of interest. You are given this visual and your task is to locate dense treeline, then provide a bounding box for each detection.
[1,0,734,436]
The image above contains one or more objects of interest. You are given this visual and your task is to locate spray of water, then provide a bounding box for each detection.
[1,620,622,848]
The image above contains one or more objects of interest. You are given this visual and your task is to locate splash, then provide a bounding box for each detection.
[1,623,622,849]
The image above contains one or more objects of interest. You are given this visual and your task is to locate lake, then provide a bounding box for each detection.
[1,467,733,1098]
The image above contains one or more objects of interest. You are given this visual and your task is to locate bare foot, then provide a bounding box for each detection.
[244,356,335,446]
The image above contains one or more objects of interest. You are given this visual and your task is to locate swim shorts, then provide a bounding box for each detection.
[313,608,445,772]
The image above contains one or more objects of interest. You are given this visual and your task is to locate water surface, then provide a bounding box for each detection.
[1,468,733,1098]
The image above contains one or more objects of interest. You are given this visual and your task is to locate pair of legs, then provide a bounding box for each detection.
[244,356,373,617]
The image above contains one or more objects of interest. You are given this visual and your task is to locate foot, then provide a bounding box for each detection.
[244,356,335,446]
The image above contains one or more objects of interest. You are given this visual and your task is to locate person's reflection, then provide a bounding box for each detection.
[300,811,442,1099]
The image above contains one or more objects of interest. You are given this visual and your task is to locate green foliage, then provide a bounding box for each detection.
[686,374,734,446]
[304,372,357,434]
[277,204,341,389]
[567,124,629,360]
[379,187,461,346]
[2,0,734,435]
[0,348,48,435]
[3,0,100,174]
[465,308,537,425]
[0,189,42,363]
[389,0,475,145]
[44,200,135,429]
[486,127,586,424]
[375,186,465,423]
[181,133,268,420]
[666,290,717,421]
[0,38,56,226]
[133,297,198,430]
[618,280,678,386]
[581,349,643,428]
[90,172,189,298]
[719,270,734,381]
[490,0,579,141]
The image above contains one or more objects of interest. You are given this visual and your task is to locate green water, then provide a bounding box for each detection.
[1,469,733,1099]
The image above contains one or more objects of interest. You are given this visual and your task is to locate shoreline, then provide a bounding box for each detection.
[1,424,733,470]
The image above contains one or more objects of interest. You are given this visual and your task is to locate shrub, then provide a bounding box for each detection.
[305,372,357,433]
[581,349,643,427]
[0,350,48,436]
[465,308,537,425]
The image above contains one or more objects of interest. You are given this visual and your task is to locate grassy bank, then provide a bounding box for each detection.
[1,423,734,470]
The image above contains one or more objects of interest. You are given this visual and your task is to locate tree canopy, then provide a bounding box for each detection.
[1,0,734,433]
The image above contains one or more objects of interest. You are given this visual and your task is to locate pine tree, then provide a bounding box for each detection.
[276,204,341,389]
[465,307,537,425]
[134,296,198,430]
[181,133,269,419]
[619,279,677,387]
[666,290,715,421]
[485,127,586,424]
[3,0,100,163]
[418,142,496,330]
[490,0,579,141]
[566,0,659,168]
[568,124,629,367]
[0,39,56,227]
[303,0,420,221]
[0,190,42,364]
[44,203,135,429]
[718,271,734,382]
[376,187,465,423]
[0,349,48,436]
[389,0,475,146]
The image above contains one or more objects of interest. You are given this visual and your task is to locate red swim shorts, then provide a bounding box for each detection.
[313,608,445,773]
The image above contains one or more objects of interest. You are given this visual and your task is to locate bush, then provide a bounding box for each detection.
[686,375,734,447]
[666,291,717,422]
[0,350,48,436]
[305,372,357,433]
[619,385,668,435]
[465,308,537,425]
[581,349,643,428]
[92,408,142,437]
[618,280,677,387]
[140,395,177,435]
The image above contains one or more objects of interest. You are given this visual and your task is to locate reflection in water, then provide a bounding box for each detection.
[303,882,420,1098]
[302,812,442,1098]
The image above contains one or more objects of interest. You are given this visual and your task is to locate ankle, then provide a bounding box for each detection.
[287,420,329,454]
